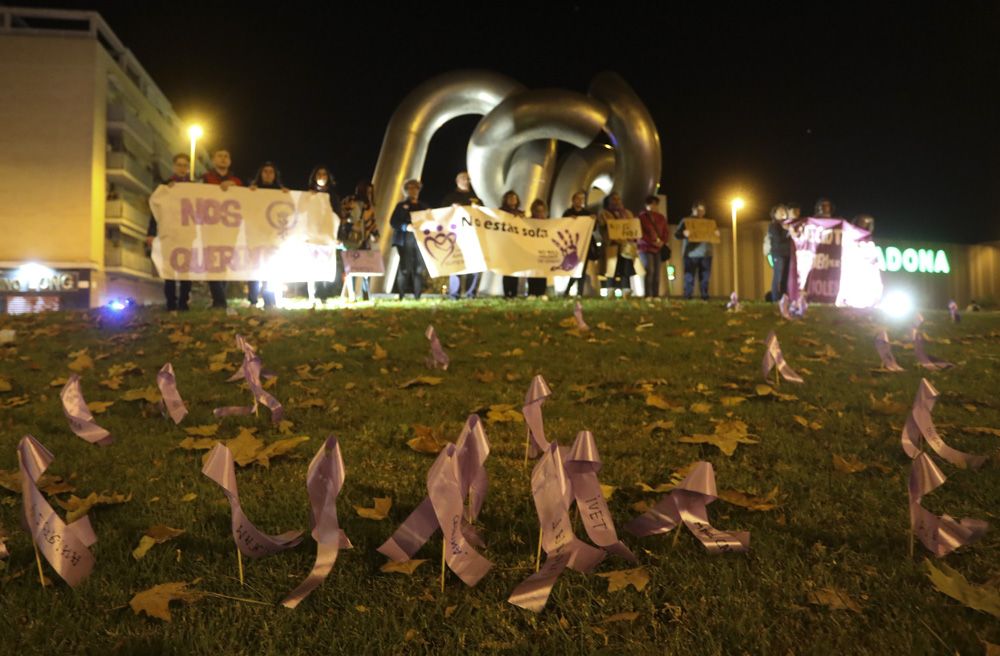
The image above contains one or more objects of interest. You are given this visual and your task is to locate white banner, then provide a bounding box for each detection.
[149,183,339,281]
[340,250,385,276]
[409,206,594,278]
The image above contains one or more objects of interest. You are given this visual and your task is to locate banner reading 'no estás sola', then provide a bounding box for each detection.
[409,206,595,278]
[149,183,339,281]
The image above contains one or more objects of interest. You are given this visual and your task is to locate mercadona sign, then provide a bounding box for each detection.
[874,246,950,274]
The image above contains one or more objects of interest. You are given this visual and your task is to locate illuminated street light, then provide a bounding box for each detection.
[187,125,203,181]
[731,197,745,295]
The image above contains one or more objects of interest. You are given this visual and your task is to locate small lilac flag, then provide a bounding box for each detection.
[156,363,188,424]
[762,331,804,383]
[901,378,985,470]
[60,375,112,446]
[874,330,904,372]
[909,452,987,557]
[425,325,449,370]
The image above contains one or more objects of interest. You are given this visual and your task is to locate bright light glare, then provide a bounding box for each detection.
[879,290,914,319]
[15,262,55,283]
[188,125,203,140]
[108,300,126,311]
[731,197,745,211]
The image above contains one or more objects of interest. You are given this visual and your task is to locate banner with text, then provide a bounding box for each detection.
[787,217,883,308]
[149,183,339,281]
[606,218,642,241]
[409,206,595,278]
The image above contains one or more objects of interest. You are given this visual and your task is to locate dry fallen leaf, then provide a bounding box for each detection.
[482,403,523,423]
[869,392,908,415]
[597,567,650,592]
[720,396,747,407]
[962,426,1000,438]
[99,376,124,391]
[600,484,616,500]
[806,587,862,612]
[925,560,1000,619]
[68,352,94,373]
[49,377,69,388]
[86,400,115,414]
[690,402,712,414]
[792,415,823,431]
[121,386,161,403]
[407,423,449,454]
[56,491,132,523]
[255,436,310,468]
[355,497,392,520]
[132,525,185,560]
[179,492,197,502]
[643,420,675,436]
[372,342,387,361]
[380,559,427,575]
[678,420,758,457]
[717,487,781,511]
[183,425,220,437]
[129,581,202,622]
[178,437,217,451]
[645,394,677,411]
[399,376,443,389]
[601,611,640,623]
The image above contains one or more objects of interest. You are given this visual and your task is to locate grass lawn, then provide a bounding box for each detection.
[0,298,998,655]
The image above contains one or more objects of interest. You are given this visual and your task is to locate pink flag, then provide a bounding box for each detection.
[18,435,97,587]
[214,356,284,424]
[901,379,985,470]
[778,294,793,320]
[909,452,987,557]
[625,462,750,554]
[202,443,303,558]
[60,375,112,446]
[378,415,492,569]
[762,331,804,383]
[874,331,904,372]
[508,442,606,612]
[564,431,636,563]
[948,300,960,323]
[726,292,741,311]
[156,363,188,424]
[281,436,352,609]
[911,327,954,371]
[425,325,450,370]
[573,302,589,331]
[522,375,552,458]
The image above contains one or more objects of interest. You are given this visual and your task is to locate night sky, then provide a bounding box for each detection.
[15,1,1000,243]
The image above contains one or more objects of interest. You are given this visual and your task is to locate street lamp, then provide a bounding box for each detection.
[730,197,745,295]
[187,125,203,182]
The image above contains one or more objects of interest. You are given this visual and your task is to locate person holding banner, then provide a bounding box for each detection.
[562,191,598,297]
[499,190,526,298]
[340,193,380,301]
[637,195,669,298]
[201,149,244,308]
[246,162,289,308]
[599,192,637,297]
[146,153,193,311]
[390,179,430,300]
[675,201,715,300]
[308,165,344,302]
[442,172,482,300]
[767,204,791,302]
[526,199,550,296]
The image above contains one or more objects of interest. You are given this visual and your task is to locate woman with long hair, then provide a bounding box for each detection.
[499,190,524,298]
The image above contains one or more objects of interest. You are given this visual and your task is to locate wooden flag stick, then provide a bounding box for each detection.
[237,547,245,586]
[32,541,45,588]
[534,525,543,572]
[523,431,531,467]
[440,540,446,593]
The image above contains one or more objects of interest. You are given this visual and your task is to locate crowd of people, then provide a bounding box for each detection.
[143,149,871,309]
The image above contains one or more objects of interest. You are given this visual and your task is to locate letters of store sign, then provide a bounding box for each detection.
[0,271,78,292]
[875,247,950,274]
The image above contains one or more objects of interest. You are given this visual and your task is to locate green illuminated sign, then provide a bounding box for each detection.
[875,247,949,274]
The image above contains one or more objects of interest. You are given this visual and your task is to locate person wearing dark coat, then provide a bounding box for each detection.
[561,190,596,297]
[146,153,193,310]
[498,191,525,298]
[245,162,288,308]
[200,149,243,308]
[390,179,430,300]
[767,204,792,301]
[442,171,482,300]
[308,165,343,300]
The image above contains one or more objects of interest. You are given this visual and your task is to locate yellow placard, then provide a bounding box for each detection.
[606,218,642,241]
[685,218,720,243]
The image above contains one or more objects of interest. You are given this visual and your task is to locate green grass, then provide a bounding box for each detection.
[0,298,998,655]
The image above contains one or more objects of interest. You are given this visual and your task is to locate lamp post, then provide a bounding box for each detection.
[187,125,203,182]
[730,197,744,295]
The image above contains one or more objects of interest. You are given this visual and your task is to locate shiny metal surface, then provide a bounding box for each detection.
[505,139,558,210]
[549,143,616,217]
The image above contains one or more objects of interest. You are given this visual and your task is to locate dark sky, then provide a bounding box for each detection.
[14,1,1000,242]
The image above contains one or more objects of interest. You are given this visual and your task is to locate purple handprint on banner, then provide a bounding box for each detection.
[550,230,581,271]
[422,224,458,262]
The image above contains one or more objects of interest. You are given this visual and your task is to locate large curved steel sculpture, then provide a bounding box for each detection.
[370,70,661,292]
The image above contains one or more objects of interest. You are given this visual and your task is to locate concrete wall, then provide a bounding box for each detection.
[0,36,102,268]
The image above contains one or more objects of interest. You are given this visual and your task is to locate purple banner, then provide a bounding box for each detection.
[787,218,882,308]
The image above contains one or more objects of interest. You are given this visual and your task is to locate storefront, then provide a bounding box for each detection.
[0,264,92,313]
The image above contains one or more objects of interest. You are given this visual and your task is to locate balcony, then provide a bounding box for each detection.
[106,150,153,194]
[104,229,156,279]
[107,104,154,155]
[105,195,149,237]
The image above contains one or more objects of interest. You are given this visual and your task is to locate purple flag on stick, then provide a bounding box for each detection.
[948,300,960,323]
[726,292,741,312]
[911,327,954,371]
[573,302,589,331]
[214,356,284,424]
[522,375,552,459]
[909,452,987,557]
[901,379,985,470]
[791,296,808,318]
[18,435,97,587]
[762,331,804,383]
[564,431,637,563]
[156,363,188,424]
[508,442,606,612]
[281,436,352,609]
[778,294,793,320]
[202,443,303,558]
[625,462,750,554]
[425,325,450,370]
[378,415,492,574]
[874,331,904,372]
[60,374,112,446]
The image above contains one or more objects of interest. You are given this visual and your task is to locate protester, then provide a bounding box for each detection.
[308,165,344,301]
[340,188,380,301]
[599,192,637,297]
[562,190,597,297]
[390,179,430,300]
[441,171,482,299]
[814,197,834,218]
[675,200,714,300]
[854,214,876,233]
[526,199,549,296]
[246,162,289,308]
[766,204,791,302]
[146,153,192,311]
[200,149,244,308]
[637,195,669,298]
[499,190,525,298]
